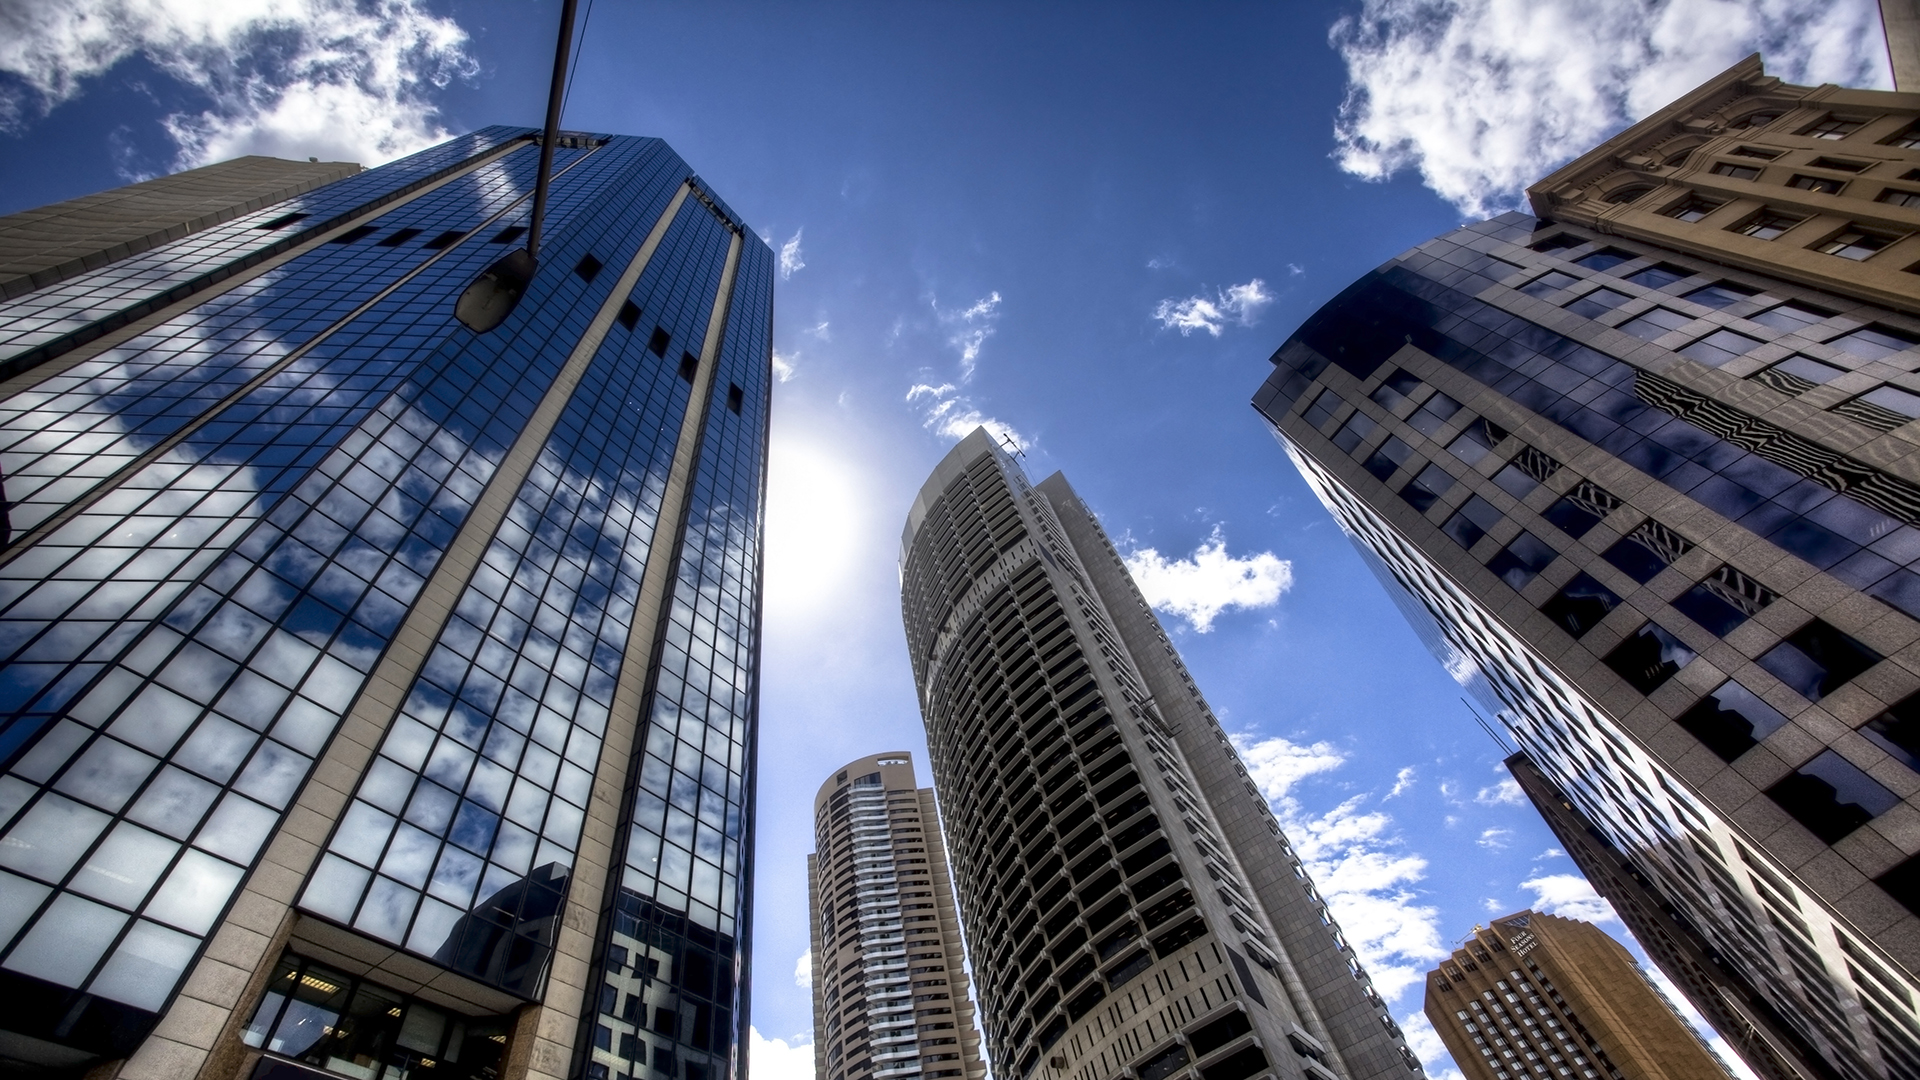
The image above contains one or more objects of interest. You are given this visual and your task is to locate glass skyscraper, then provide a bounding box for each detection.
[0,128,770,1080]
[901,430,1422,1080]
[1254,58,1920,1080]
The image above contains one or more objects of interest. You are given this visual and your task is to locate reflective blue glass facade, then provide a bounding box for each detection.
[1255,213,1920,1080]
[0,130,769,1080]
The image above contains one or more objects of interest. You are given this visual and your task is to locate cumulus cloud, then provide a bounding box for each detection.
[1521,872,1618,924]
[1152,278,1274,337]
[906,383,1025,449]
[779,229,806,279]
[772,348,797,383]
[1475,776,1524,806]
[1402,1010,1467,1080]
[750,1028,814,1080]
[794,948,813,990]
[1330,0,1890,217]
[1123,525,1293,633]
[1234,733,1449,1003]
[1477,827,1513,850]
[0,0,478,169]
[934,291,1003,378]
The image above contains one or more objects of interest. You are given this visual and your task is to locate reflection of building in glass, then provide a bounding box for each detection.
[1424,911,1730,1080]
[900,429,1421,1080]
[1506,754,1834,1080]
[1253,57,1920,1080]
[807,752,985,1080]
[0,127,770,1080]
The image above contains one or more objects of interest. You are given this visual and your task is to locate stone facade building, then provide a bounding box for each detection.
[1252,57,1920,1080]
[899,429,1421,1080]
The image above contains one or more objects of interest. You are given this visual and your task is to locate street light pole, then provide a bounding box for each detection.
[453,0,580,333]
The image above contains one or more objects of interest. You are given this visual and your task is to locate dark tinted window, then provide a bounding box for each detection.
[1675,680,1790,761]
[1686,281,1760,308]
[1540,573,1620,639]
[1601,521,1693,583]
[1363,437,1415,482]
[1442,496,1503,550]
[1446,418,1508,466]
[1520,271,1579,298]
[1575,248,1634,271]
[1625,264,1690,289]
[1332,410,1379,453]
[1371,368,1424,412]
[1399,463,1456,513]
[1767,750,1898,842]
[1486,531,1557,589]
[1863,697,1920,773]
[1604,622,1696,693]
[1757,620,1882,701]
[1672,565,1775,636]
[1409,392,1463,436]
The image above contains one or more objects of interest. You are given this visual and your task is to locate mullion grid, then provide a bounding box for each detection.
[0,143,601,537]
[0,138,682,1017]
[586,236,772,1078]
[0,128,528,361]
[303,204,735,985]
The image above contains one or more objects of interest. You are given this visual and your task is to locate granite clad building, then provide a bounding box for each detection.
[1424,911,1729,1080]
[900,430,1420,1080]
[1506,755,1832,1080]
[1253,57,1920,1080]
[807,753,985,1080]
[0,130,770,1080]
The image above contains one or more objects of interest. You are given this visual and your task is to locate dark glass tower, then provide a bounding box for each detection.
[901,430,1422,1080]
[1252,62,1920,1080]
[0,130,770,1080]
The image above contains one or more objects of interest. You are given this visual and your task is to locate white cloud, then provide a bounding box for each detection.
[1475,776,1524,806]
[1520,872,1619,925]
[772,348,797,383]
[934,291,1003,378]
[1236,734,1345,800]
[1234,733,1450,1003]
[1482,896,1505,912]
[906,383,1025,449]
[0,0,478,169]
[1152,278,1274,337]
[794,948,813,989]
[805,320,831,341]
[1402,1010,1466,1080]
[750,1027,814,1080]
[1477,827,1513,850]
[1330,0,1890,218]
[1386,766,1416,800]
[1123,525,1292,633]
[779,229,806,279]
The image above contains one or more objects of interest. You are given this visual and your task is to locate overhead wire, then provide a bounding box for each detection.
[558,0,597,126]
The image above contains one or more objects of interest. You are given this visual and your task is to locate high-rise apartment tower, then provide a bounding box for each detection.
[1424,911,1730,1080]
[807,752,985,1080]
[900,429,1422,1080]
[1252,56,1920,1080]
[0,130,771,1080]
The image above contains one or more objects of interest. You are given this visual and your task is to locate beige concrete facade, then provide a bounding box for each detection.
[808,753,985,1080]
[0,155,360,300]
[1505,755,1833,1080]
[1529,56,1920,317]
[1424,913,1729,1080]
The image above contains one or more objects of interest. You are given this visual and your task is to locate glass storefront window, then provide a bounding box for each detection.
[242,952,510,1080]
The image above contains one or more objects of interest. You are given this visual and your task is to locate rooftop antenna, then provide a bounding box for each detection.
[455,0,579,333]
[997,431,1026,460]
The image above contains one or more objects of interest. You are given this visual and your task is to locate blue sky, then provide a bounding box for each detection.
[0,2,1896,1077]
